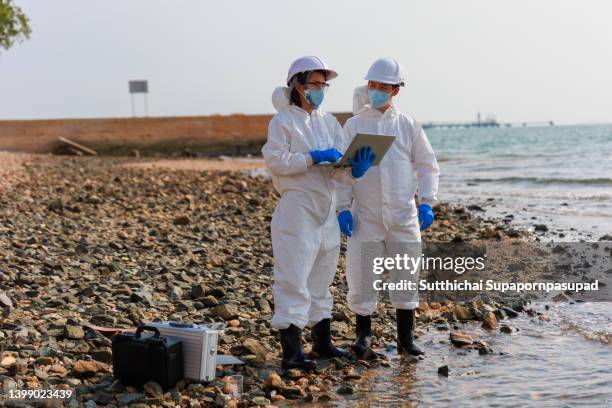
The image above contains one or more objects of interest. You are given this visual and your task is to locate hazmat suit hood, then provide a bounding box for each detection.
[353,85,370,115]
[272,87,291,112]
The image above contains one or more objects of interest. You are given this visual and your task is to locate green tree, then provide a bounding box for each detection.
[0,0,31,53]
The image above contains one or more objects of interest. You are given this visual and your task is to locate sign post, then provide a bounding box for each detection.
[128,80,149,117]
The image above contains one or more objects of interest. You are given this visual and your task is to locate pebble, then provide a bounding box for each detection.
[450,331,473,347]
[73,360,99,377]
[213,304,239,320]
[117,392,145,406]
[264,372,283,387]
[64,325,85,340]
[143,381,164,398]
[437,365,450,377]
[482,312,498,330]
[500,306,520,318]
[337,384,354,395]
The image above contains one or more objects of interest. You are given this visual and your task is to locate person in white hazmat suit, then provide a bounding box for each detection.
[337,57,440,356]
[262,56,376,370]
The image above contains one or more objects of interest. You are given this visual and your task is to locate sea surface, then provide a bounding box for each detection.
[427,124,612,240]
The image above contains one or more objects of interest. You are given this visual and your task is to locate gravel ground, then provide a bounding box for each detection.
[0,152,38,191]
[0,155,536,407]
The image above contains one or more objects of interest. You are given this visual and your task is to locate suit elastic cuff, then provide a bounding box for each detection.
[419,197,437,207]
[305,153,314,167]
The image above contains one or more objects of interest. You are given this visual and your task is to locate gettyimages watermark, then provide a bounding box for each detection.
[357,241,612,305]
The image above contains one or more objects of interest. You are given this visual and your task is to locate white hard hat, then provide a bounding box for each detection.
[286,56,338,86]
[364,57,405,86]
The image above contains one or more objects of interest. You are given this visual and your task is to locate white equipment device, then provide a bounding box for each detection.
[148,321,242,382]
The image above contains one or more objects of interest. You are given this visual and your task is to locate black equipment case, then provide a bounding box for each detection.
[112,325,184,390]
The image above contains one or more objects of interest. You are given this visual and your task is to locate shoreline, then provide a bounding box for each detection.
[0,154,606,406]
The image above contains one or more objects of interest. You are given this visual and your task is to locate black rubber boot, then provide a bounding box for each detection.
[279,324,316,370]
[396,309,424,356]
[311,318,351,359]
[351,314,373,357]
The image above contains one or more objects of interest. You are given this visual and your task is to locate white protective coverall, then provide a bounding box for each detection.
[263,87,355,330]
[338,87,440,315]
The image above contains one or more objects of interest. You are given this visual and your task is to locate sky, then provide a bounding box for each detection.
[1,0,611,124]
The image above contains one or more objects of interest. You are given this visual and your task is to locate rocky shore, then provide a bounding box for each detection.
[1,155,538,407]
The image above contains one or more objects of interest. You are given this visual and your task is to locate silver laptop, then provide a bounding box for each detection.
[317,133,396,167]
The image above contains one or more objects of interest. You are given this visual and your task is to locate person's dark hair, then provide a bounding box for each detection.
[289,70,327,107]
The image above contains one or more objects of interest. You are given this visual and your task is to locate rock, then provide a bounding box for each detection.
[467,205,485,212]
[0,292,13,308]
[73,360,99,377]
[213,304,239,320]
[256,299,271,314]
[435,322,449,331]
[201,295,219,307]
[500,306,519,318]
[264,372,282,388]
[453,305,475,320]
[500,325,514,334]
[143,381,164,398]
[91,348,113,364]
[215,393,232,406]
[336,384,354,395]
[1,356,16,366]
[552,293,570,302]
[35,356,54,365]
[243,338,267,359]
[173,215,191,225]
[8,362,28,376]
[64,325,85,340]
[482,312,498,330]
[271,394,286,403]
[83,400,97,408]
[251,396,270,406]
[437,365,449,377]
[117,392,145,406]
[285,368,305,379]
[279,385,303,398]
[534,224,548,232]
[49,364,67,374]
[191,283,209,299]
[449,331,473,347]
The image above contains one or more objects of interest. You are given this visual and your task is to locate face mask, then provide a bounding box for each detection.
[304,89,325,108]
[368,89,391,109]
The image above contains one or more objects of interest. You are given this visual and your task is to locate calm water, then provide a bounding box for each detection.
[427,124,612,240]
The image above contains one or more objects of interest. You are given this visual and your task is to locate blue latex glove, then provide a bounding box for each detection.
[418,203,434,231]
[310,148,342,164]
[349,146,376,178]
[338,210,353,237]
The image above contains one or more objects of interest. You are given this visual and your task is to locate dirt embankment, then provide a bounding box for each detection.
[0,113,352,157]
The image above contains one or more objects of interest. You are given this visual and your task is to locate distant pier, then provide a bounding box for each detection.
[422,118,555,129]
